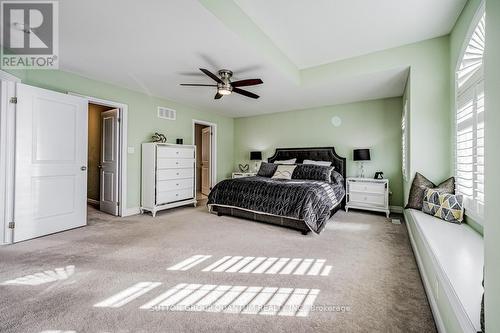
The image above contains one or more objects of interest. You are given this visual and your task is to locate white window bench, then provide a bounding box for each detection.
[404,209,484,333]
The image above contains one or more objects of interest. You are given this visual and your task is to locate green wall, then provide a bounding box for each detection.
[300,37,452,204]
[234,37,452,209]
[234,98,404,207]
[484,0,500,331]
[7,69,234,210]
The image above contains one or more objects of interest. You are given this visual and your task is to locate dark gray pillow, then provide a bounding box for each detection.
[292,164,333,182]
[330,170,344,185]
[257,162,278,177]
[405,172,455,210]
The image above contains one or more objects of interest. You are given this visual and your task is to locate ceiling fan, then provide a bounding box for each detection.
[180,68,263,99]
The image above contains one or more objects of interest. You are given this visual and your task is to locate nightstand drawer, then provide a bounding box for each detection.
[349,182,385,194]
[232,172,256,179]
[349,192,385,206]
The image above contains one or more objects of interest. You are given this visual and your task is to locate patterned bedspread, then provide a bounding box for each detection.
[207,176,345,234]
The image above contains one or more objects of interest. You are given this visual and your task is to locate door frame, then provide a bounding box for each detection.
[0,70,20,245]
[192,119,217,191]
[69,93,128,217]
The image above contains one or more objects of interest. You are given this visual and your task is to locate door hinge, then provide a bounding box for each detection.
[8,222,15,229]
[117,202,120,207]
[9,97,17,104]
[117,117,121,123]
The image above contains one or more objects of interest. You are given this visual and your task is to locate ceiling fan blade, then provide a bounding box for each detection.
[180,83,217,86]
[214,93,223,99]
[200,68,223,83]
[233,87,259,99]
[231,78,263,87]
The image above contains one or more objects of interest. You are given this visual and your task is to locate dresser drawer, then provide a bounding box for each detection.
[156,178,193,192]
[157,168,194,180]
[157,188,194,205]
[349,192,385,206]
[157,158,194,169]
[157,147,194,159]
[349,181,386,194]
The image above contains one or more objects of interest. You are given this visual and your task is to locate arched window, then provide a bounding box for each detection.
[455,9,485,221]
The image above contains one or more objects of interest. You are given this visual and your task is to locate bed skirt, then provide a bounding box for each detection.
[209,204,342,235]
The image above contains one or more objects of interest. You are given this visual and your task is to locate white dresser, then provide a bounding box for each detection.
[141,143,196,217]
[345,178,390,217]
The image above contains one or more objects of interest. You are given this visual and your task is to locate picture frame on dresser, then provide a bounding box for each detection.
[345,177,390,218]
[141,143,197,217]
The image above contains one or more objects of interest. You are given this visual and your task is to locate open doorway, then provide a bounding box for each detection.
[193,120,217,200]
[87,103,121,216]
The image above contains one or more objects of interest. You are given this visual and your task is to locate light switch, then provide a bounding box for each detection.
[128,147,135,154]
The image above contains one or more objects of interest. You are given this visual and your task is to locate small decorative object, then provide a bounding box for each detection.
[374,171,384,179]
[353,148,371,178]
[176,138,183,144]
[238,164,250,172]
[151,132,167,143]
[330,116,342,127]
[250,151,262,172]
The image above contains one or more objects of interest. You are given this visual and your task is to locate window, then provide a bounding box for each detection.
[455,11,485,222]
[402,100,409,181]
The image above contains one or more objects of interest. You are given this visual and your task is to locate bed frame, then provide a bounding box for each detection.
[212,147,347,235]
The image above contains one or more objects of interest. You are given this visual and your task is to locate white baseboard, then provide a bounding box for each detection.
[390,205,403,213]
[124,207,141,217]
[87,198,99,206]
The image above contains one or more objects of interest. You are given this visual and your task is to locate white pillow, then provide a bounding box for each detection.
[271,165,297,179]
[273,158,296,165]
[303,159,333,167]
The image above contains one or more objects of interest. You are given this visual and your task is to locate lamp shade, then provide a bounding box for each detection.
[250,151,262,160]
[353,149,371,161]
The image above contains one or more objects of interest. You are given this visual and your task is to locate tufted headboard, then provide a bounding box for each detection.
[267,147,347,185]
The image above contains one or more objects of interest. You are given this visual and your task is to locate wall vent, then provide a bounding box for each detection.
[157,106,176,120]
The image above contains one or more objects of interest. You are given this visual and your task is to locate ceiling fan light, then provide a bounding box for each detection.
[218,88,231,95]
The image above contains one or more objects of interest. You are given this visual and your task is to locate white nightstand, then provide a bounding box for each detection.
[345,177,390,218]
[232,172,257,179]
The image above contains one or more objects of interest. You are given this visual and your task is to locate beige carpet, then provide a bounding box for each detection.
[0,204,436,333]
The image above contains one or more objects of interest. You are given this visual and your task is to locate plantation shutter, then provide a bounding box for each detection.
[455,13,485,220]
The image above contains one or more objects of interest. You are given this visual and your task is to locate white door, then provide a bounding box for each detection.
[99,109,119,216]
[14,83,88,242]
[201,126,211,195]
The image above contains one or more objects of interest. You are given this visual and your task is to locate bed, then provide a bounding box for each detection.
[207,147,346,235]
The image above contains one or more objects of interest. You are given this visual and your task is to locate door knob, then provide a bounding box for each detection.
[98,165,102,169]
[81,166,87,171]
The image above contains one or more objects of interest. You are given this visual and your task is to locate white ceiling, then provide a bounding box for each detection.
[234,0,467,69]
[57,0,465,117]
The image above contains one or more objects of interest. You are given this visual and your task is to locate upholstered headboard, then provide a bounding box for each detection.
[267,147,347,184]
